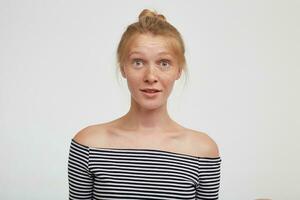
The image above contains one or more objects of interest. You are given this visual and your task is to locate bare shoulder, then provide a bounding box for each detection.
[72,123,108,147]
[186,129,220,158]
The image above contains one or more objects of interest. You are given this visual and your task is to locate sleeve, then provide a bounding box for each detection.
[196,157,222,200]
[68,139,94,200]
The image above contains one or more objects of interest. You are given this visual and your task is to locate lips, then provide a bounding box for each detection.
[140,88,162,93]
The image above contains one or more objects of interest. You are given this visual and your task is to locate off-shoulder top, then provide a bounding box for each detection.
[68,139,222,200]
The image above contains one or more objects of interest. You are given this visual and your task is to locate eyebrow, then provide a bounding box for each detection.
[128,51,144,56]
[128,51,173,57]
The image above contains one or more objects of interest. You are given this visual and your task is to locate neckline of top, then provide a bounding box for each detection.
[71,139,221,160]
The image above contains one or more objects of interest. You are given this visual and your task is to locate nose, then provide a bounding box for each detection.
[143,65,158,83]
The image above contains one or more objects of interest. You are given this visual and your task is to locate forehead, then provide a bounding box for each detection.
[128,34,175,55]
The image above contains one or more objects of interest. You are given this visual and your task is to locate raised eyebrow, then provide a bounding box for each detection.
[128,51,144,57]
[157,51,174,56]
[132,58,143,60]
[158,58,173,64]
[158,55,174,61]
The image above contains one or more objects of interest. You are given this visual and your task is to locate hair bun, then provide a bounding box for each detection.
[138,9,166,22]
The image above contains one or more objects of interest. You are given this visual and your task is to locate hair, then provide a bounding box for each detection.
[116,9,189,86]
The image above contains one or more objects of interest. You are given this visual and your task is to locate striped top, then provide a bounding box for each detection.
[68,139,222,200]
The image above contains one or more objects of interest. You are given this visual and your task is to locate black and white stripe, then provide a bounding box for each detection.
[68,139,221,200]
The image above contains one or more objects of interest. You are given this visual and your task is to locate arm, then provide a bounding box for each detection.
[193,132,222,199]
[68,139,94,200]
[196,157,222,200]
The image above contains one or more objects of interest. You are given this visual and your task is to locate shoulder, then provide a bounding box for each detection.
[186,129,220,158]
[72,123,108,147]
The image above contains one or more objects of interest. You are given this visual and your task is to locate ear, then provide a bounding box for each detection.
[121,65,126,78]
[176,67,182,80]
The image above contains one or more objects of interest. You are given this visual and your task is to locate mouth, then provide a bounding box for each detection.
[140,88,162,97]
[140,88,162,93]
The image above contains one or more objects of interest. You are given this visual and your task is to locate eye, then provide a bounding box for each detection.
[159,59,171,70]
[132,59,144,68]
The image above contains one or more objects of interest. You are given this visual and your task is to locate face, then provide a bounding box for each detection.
[121,34,182,110]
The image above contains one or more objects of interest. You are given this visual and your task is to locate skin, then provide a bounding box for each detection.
[118,33,183,134]
[73,33,220,158]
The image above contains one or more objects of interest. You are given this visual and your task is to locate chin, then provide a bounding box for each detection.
[131,93,167,110]
[136,99,166,110]
[144,105,163,110]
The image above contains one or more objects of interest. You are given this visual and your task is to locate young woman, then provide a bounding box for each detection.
[68,9,222,200]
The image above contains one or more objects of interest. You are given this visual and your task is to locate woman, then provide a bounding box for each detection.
[68,9,222,200]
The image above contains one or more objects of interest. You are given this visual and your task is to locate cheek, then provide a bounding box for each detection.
[126,75,141,90]
[161,74,177,87]
[161,79,176,93]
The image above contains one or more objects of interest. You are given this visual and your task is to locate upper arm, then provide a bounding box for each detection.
[194,132,221,199]
[202,133,220,157]
[68,128,94,199]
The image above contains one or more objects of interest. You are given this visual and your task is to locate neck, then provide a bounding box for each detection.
[119,98,176,133]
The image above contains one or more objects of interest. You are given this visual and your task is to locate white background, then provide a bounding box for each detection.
[1,0,299,199]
